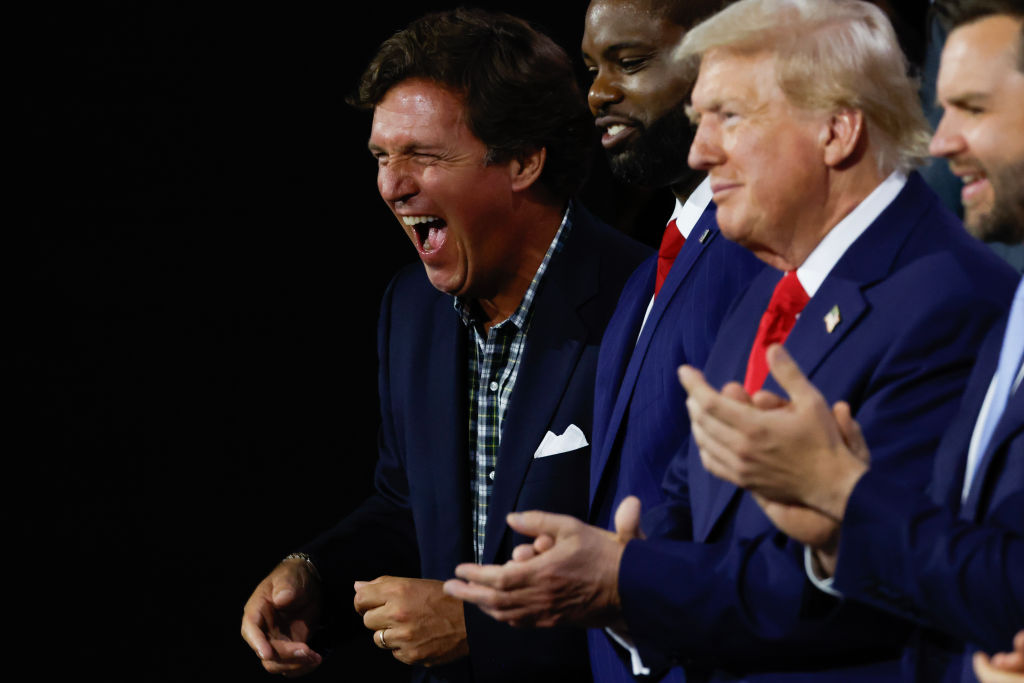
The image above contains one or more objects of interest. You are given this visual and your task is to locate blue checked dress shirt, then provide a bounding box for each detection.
[456,208,571,563]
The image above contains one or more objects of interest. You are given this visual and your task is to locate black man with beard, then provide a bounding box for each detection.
[579,1,763,680]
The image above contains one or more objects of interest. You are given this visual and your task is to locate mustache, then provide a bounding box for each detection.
[594,108,645,129]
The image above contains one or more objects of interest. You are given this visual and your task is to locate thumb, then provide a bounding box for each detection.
[507,510,572,539]
[272,578,299,607]
[765,344,819,403]
[833,401,870,464]
[614,496,644,541]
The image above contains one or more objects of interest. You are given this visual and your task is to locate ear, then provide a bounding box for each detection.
[821,109,864,168]
[509,146,547,192]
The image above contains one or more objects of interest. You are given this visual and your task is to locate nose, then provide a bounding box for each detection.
[688,119,722,171]
[588,68,622,116]
[377,161,417,205]
[928,110,965,160]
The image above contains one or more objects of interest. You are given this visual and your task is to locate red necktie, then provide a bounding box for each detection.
[743,271,809,394]
[654,218,685,298]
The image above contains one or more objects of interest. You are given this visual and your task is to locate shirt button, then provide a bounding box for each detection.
[489,381,499,392]
[488,470,496,481]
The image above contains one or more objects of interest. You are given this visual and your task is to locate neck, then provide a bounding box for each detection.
[669,169,706,204]
[764,163,886,271]
[475,197,565,332]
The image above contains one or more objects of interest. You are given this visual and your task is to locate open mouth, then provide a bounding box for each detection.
[595,114,641,150]
[403,215,448,254]
[959,172,989,205]
[601,123,637,149]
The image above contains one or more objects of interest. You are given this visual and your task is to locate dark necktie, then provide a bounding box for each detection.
[744,271,809,394]
[654,218,685,298]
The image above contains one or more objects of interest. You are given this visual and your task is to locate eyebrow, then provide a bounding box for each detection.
[368,142,423,154]
[584,40,655,60]
[939,91,993,108]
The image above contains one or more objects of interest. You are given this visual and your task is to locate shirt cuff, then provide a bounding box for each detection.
[604,627,652,677]
[804,545,843,598]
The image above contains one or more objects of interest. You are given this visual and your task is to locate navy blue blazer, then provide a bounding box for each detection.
[587,205,764,683]
[304,205,650,683]
[834,305,1024,683]
[617,173,1019,682]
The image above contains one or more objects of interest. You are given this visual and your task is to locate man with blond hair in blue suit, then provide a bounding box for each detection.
[682,2,1024,681]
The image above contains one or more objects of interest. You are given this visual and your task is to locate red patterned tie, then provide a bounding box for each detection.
[743,271,809,394]
[654,218,685,298]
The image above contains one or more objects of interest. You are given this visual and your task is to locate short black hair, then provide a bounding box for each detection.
[350,8,593,199]
[942,0,1024,71]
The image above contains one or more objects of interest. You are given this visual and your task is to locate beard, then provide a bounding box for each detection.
[605,103,695,189]
[971,158,1024,245]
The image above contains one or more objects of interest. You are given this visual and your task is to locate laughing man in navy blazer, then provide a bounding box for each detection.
[447,1,1018,681]
[239,9,649,682]
[683,2,1024,681]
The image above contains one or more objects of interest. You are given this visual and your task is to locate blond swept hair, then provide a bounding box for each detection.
[676,0,931,173]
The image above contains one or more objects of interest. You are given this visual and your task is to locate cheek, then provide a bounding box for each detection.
[714,200,754,241]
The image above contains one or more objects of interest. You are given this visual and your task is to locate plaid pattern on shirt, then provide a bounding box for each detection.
[457,207,572,563]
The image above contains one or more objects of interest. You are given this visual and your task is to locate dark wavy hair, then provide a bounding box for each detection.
[349,7,593,199]
[939,0,1024,71]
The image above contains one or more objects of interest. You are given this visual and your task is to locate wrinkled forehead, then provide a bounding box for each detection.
[584,0,683,48]
[369,79,472,149]
[939,15,1023,102]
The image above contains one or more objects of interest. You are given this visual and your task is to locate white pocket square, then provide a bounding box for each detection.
[533,424,589,459]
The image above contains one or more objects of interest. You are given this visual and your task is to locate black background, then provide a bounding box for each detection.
[21,2,663,681]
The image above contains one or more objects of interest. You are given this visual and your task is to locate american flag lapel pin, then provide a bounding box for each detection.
[824,305,841,333]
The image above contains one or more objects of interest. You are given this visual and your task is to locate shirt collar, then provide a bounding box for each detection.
[797,171,907,297]
[667,177,713,240]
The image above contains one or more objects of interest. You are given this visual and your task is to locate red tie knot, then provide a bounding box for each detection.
[654,218,686,298]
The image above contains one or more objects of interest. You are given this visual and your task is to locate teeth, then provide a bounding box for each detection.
[962,174,981,184]
[402,215,441,226]
[606,124,628,136]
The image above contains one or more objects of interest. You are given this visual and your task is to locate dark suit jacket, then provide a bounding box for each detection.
[834,305,1024,683]
[304,205,650,682]
[586,205,765,683]
[617,173,1019,682]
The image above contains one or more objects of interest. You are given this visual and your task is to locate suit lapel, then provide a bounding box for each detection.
[588,265,652,509]
[933,323,1004,509]
[963,379,1024,519]
[589,211,721,509]
[691,268,777,541]
[695,280,869,540]
[481,216,598,564]
[694,175,929,541]
[772,278,869,387]
[419,294,472,565]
